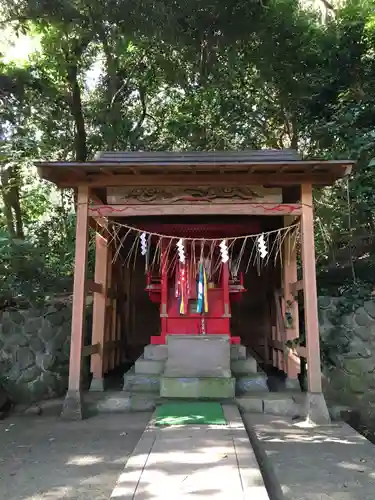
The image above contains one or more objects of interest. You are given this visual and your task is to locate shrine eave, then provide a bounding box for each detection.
[35,150,354,188]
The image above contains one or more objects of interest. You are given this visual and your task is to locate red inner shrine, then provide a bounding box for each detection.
[142,222,260,344]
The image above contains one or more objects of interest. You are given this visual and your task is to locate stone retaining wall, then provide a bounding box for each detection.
[319,296,375,417]
[2,294,375,410]
[0,302,91,403]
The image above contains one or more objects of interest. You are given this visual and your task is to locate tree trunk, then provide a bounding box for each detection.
[0,166,24,239]
[101,36,122,149]
[66,64,88,162]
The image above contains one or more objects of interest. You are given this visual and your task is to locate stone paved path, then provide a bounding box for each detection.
[0,412,150,500]
[110,405,269,499]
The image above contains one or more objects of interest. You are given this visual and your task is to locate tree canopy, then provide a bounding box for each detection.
[1,0,375,302]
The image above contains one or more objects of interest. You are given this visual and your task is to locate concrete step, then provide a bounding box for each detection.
[160,376,236,399]
[231,357,257,375]
[230,344,246,360]
[235,373,268,394]
[236,392,302,417]
[123,371,160,393]
[144,344,167,361]
[121,392,158,411]
[144,342,247,360]
[134,356,165,375]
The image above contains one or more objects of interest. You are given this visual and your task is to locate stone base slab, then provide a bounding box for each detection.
[92,392,157,413]
[285,378,301,391]
[231,357,257,375]
[236,373,268,393]
[164,335,231,378]
[89,377,105,392]
[144,344,167,361]
[135,357,165,375]
[143,342,247,362]
[300,391,331,426]
[123,371,160,393]
[61,390,86,420]
[231,344,246,360]
[236,392,302,417]
[160,376,235,399]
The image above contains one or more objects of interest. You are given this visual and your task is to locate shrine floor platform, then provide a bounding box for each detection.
[109,404,270,499]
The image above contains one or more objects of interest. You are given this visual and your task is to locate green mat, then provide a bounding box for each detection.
[155,402,226,426]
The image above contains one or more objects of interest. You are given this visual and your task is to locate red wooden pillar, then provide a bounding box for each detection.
[301,184,330,424]
[61,185,90,419]
[90,231,108,391]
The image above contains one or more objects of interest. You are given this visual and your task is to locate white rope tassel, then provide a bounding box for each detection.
[256,233,268,259]
[140,232,147,256]
[176,238,185,263]
[220,239,229,263]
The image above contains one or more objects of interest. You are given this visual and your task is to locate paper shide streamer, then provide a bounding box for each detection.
[95,220,300,274]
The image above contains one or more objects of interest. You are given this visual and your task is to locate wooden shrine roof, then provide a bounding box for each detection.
[35,149,354,188]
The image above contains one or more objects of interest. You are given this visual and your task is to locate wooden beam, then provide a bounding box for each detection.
[86,279,117,298]
[301,183,323,393]
[86,276,119,301]
[82,343,100,357]
[89,195,110,233]
[90,192,106,204]
[110,259,118,369]
[274,291,286,372]
[58,173,338,188]
[295,345,307,358]
[282,217,300,379]
[88,202,302,218]
[290,279,304,295]
[90,230,109,390]
[87,279,103,294]
[269,339,284,351]
[104,248,113,373]
[89,216,108,233]
[66,185,90,395]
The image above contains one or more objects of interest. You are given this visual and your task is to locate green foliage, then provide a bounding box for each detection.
[1,0,375,304]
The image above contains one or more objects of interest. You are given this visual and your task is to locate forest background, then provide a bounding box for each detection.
[1,0,375,306]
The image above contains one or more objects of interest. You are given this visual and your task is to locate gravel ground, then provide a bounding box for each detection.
[0,412,151,500]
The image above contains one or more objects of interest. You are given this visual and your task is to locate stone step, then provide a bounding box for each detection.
[231,357,257,375]
[144,344,167,361]
[230,344,246,360]
[85,391,158,413]
[121,392,158,411]
[144,342,247,361]
[134,356,165,375]
[123,371,160,393]
[160,376,236,399]
[235,373,268,394]
[236,392,302,417]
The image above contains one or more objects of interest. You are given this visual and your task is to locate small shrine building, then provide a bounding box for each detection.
[36,150,354,421]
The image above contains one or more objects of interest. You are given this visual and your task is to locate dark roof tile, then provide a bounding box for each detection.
[93,149,302,164]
